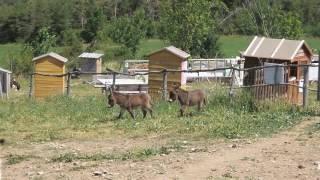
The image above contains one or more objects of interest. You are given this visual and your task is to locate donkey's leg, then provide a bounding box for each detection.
[142,108,147,118]
[127,108,135,119]
[147,108,153,118]
[180,106,186,116]
[198,101,203,112]
[117,108,125,119]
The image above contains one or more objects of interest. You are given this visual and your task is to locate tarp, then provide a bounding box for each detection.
[263,62,285,84]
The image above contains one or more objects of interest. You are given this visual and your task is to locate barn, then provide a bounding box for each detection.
[0,67,11,98]
[33,52,68,99]
[78,52,104,73]
[148,46,190,99]
[242,36,313,104]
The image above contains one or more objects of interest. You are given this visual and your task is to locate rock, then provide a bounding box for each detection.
[37,171,44,175]
[26,172,35,176]
[93,171,103,176]
[230,144,237,148]
[298,165,305,169]
[314,161,320,170]
[182,141,188,145]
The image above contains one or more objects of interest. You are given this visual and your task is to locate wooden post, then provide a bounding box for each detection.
[0,78,3,100]
[112,72,116,90]
[162,69,168,100]
[229,67,236,97]
[317,52,320,101]
[29,74,33,98]
[66,72,71,96]
[303,66,309,108]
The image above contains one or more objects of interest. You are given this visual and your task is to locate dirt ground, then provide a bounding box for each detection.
[1,118,320,180]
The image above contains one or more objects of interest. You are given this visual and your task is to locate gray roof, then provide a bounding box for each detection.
[0,67,11,73]
[148,46,190,59]
[79,52,104,59]
[242,36,312,61]
[32,52,68,63]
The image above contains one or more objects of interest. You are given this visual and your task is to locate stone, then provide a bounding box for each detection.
[93,171,103,176]
[26,172,35,176]
[37,171,44,175]
[298,165,305,169]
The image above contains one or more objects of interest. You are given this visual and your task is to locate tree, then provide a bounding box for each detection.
[244,0,303,39]
[160,0,222,57]
[27,27,56,56]
[81,0,104,43]
[108,9,147,56]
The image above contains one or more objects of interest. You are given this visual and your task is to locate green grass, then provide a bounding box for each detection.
[1,81,318,143]
[0,43,23,67]
[6,154,38,165]
[219,35,253,57]
[137,39,170,58]
[51,143,183,163]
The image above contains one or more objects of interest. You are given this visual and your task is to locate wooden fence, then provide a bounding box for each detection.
[29,64,320,108]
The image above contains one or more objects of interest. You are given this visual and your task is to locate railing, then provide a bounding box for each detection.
[29,63,320,108]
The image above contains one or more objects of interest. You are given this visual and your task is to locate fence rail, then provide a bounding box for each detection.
[29,63,320,108]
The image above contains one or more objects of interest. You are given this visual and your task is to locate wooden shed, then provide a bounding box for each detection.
[148,46,190,99]
[0,67,11,98]
[242,36,313,104]
[33,52,68,99]
[78,52,104,73]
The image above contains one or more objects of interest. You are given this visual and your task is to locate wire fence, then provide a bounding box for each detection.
[29,63,320,108]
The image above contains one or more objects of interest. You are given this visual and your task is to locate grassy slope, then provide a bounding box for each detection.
[0,36,320,68]
[0,43,23,68]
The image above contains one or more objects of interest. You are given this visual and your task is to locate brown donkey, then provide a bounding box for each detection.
[169,86,207,116]
[107,88,153,119]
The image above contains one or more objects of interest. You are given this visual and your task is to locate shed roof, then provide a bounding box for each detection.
[242,36,312,61]
[32,52,68,63]
[148,46,190,59]
[79,52,104,59]
[0,67,12,73]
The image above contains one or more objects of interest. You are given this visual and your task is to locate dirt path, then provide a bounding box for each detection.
[1,118,320,179]
[155,118,320,180]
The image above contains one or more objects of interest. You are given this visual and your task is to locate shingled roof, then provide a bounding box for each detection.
[79,52,104,59]
[32,52,68,63]
[242,36,312,61]
[148,46,190,59]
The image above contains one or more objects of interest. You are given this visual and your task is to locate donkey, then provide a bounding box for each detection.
[169,85,207,116]
[107,88,153,119]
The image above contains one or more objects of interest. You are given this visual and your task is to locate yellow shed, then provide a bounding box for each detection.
[32,52,68,99]
[148,46,190,99]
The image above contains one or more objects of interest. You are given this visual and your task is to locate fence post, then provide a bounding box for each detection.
[229,67,236,97]
[162,69,168,100]
[66,72,71,96]
[0,79,3,100]
[112,72,116,90]
[29,74,33,98]
[317,52,320,101]
[303,66,309,108]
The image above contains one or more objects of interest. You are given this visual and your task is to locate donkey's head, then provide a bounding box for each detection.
[168,84,180,102]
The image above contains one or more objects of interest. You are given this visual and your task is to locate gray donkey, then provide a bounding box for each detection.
[107,88,153,119]
[169,85,207,116]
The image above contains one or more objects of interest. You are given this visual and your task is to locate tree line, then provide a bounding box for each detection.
[1,0,319,74]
